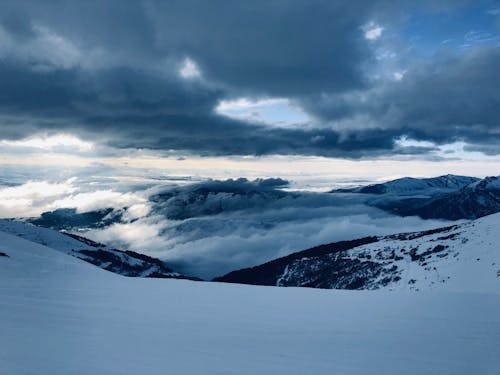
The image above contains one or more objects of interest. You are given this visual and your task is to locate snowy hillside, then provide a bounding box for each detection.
[216,213,500,292]
[1,228,499,375]
[407,175,500,220]
[336,175,500,220]
[0,219,192,279]
[335,174,479,196]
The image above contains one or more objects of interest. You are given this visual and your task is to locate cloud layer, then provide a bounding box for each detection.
[82,178,454,279]
[0,1,498,157]
[0,175,461,278]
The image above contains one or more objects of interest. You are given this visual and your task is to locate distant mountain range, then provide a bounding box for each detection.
[334,174,479,195]
[334,174,500,220]
[215,212,500,292]
[0,219,197,280]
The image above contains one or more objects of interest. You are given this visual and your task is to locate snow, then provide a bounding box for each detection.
[1,227,500,374]
[358,175,479,196]
[468,175,500,191]
[0,219,184,278]
[341,213,500,292]
[0,218,96,253]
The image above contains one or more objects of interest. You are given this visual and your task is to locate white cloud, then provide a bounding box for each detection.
[122,203,152,221]
[88,200,453,279]
[0,175,148,218]
[393,71,406,81]
[51,190,146,213]
[82,180,456,279]
[395,136,435,149]
[179,58,201,79]
[217,98,287,111]
[1,134,94,153]
[0,180,76,217]
[461,30,500,48]
[363,23,384,41]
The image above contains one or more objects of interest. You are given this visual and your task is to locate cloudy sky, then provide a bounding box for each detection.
[1,0,500,185]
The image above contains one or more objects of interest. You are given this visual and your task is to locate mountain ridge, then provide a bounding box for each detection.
[214,213,500,292]
[0,219,197,280]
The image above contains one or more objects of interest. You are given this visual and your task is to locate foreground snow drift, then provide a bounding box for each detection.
[1,230,499,375]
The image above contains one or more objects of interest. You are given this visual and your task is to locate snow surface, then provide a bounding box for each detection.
[353,212,500,292]
[321,212,500,292]
[348,174,479,196]
[468,175,500,191]
[1,227,500,374]
[217,213,500,292]
[0,219,183,278]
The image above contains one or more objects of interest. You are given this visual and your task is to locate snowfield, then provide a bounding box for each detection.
[1,225,500,374]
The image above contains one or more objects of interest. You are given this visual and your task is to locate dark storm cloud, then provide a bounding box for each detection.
[145,0,374,96]
[0,0,497,157]
[305,48,500,147]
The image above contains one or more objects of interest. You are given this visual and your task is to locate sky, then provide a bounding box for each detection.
[1,1,500,277]
[0,0,499,184]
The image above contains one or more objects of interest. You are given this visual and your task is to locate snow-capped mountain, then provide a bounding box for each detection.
[375,175,500,220]
[215,212,500,292]
[334,174,479,196]
[0,219,194,279]
[334,175,500,220]
[407,175,500,220]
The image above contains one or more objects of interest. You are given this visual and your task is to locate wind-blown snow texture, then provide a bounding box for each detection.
[216,213,500,292]
[0,219,192,279]
[1,228,499,375]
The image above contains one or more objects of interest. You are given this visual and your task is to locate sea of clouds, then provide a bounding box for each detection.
[0,176,454,279]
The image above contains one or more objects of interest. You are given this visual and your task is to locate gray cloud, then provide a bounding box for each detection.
[305,48,500,148]
[1,1,497,157]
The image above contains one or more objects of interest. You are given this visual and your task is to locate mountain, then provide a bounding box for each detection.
[0,219,195,279]
[215,212,500,292]
[334,174,500,221]
[1,224,499,374]
[27,207,123,231]
[334,174,479,196]
[375,176,500,220]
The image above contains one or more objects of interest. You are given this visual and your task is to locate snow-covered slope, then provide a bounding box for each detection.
[216,213,500,292]
[0,219,192,279]
[1,228,499,375]
[335,174,479,196]
[407,175,500,220]
[335,175,500,220]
